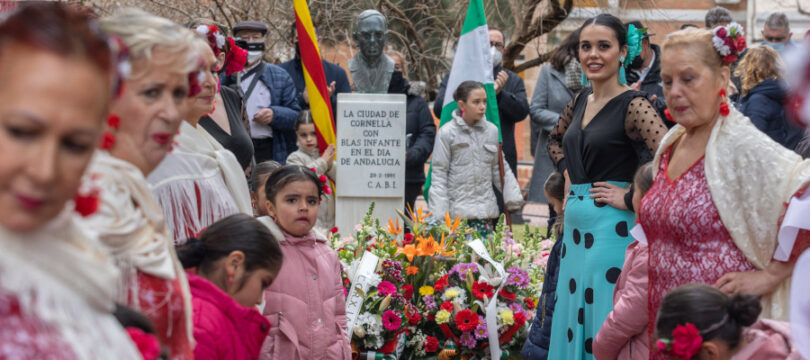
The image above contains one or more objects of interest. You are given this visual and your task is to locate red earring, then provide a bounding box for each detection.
[719,88,727,98]
[461,108,466,118]
[100,114,121,150]
[228,277,234,285]
[718,89,730,117]
[664,108,673,122]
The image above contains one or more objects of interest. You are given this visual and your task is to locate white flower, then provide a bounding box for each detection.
[363,335,383,349]
[712,35,731,56]
[727,22,743,36]
[407,331,427,357]
[353,325,366,338]
[214,33,226,49]
[117,60,132,79]
[367,273,382,288]
[195,24,209,35]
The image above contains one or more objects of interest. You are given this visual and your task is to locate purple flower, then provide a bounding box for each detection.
[423,295,437,310]
[505,266,530,288]
[459,331,477,349]
[449,263,478,280]
[510,302,527,317]
[377,281,397,296]
[381,260,403,283]
[474,317,488,339]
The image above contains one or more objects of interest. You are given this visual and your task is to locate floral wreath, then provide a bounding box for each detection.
[195,25,226,56]
[712,22,746,64]
[656,315,728,360]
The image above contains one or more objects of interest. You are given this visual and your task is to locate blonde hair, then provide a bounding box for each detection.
[662,27,724,71]
[734,46,784,97]
[100,8,198,79]
[387,49,408,75]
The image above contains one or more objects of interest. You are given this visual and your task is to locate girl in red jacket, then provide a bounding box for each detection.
[177,214,284,360]
[258,165,351,359]
[593,163,654,360]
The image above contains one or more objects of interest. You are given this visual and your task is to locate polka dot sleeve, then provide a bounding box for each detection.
[548,96,576,172]
[624,96,667,155]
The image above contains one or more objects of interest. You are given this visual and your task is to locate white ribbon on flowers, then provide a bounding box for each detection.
[346,251,381,338]
[467,239,506,360]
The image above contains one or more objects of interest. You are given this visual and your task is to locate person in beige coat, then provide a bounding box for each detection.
[428,81,523,232]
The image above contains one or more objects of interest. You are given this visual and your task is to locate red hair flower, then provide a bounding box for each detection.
[657,323,703,360]
[126,327,161,360]
[454,309,479,332]
[712,23,746,65]
[224,37,248,76]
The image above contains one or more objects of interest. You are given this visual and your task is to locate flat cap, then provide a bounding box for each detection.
[233,21,267,35]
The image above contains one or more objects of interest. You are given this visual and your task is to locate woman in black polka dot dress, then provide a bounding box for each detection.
[545,14,667,360]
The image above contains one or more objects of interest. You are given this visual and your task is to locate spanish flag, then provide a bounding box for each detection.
[294,0,335,153]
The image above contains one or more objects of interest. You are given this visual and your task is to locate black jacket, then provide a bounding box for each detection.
[278,58,352,119]
[626,44,671,126]
[389,72,436,184]
[433,66,530,173]
[737,78,803,149]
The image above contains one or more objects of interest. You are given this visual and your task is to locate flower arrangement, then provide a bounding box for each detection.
[712,22,746,64]
[333,204,555,359]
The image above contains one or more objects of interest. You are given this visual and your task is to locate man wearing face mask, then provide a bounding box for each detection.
[624,21,670,127]
[222,21,301,164]
[433,27,529,179]
[279,24,351,119]
[761,12,795,57]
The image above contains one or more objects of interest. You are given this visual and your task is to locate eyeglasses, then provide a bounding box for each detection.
[490,41,504,49]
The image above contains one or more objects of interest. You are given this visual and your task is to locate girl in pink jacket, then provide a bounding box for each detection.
[258,165,351,359]
[594,163,654,360]
[177,214,284,360]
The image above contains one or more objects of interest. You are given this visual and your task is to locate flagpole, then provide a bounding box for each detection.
[497,143,513,230]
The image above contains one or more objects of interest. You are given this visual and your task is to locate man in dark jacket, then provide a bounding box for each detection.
[433,28,530,175]
[223,21,301,164]
[278,24,351,118]
[625,21,671,127]
[389,71,436,210]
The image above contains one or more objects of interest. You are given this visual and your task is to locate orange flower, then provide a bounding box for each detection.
[416,235,440,256]
[444,213,461,233]
[407,204,432,224]
[406,266,419,275]
[397,243,418,262]
[387,218,403,236]
[438,233,455,257]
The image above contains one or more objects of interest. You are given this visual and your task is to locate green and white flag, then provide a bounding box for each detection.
[424,0,501,201]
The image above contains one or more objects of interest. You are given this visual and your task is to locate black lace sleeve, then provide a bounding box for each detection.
[624,96,667,155]
[548,96,576,172]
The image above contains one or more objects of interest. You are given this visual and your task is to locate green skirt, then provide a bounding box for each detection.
[547,182,635,360]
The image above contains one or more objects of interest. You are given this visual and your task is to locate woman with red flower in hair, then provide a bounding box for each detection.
[644,26,810,351]
[0,3,141,359]
[655,283,801,360]
[78,8,202,359]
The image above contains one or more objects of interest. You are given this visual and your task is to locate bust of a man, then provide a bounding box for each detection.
[349,10,394,93]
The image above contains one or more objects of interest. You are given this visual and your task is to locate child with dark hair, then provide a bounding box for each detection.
[285,110,336,232]
[593,162,654,360]
[655,283,800,359]
[429,81,523,234]
[176,214,283,360]
[113,305,169,360]
[522,171,566,359]
[250,160,282,216]
[257,165,350,359]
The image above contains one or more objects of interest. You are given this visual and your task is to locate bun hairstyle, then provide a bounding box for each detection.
[453,80,485,102]
[655,283,761,350]
[177,214,283,286]
[0,2,113,76]
[544,171,565,203]
[249,160,282,193]
[580,13,627,49]
[264,165,324,205]
[295,109,314,132]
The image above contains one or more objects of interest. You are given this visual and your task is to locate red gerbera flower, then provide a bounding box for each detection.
[472,281,494,300]
[454,309,479,332]
[499,289,516,301]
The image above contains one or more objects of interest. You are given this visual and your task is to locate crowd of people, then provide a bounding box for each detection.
[1,2,809,360]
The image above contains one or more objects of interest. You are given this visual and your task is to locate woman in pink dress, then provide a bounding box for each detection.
[78,9,201,359]
[643,25,810,359]
[0,3,140,359]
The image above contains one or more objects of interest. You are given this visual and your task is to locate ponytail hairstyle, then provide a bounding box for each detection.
[177,214,283,288]
[655,283,761,354]
[294,109,314,132]
[453,80,485,102]
[264,165,323,205]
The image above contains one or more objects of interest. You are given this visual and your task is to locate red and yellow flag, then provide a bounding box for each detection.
[294,0,335,153]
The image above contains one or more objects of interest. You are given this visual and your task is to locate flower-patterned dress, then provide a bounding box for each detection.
[133,272,194,360]
[0,290,77,359]
[640,147,757,359]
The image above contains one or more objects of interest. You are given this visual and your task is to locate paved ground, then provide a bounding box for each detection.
[414,197,550,227]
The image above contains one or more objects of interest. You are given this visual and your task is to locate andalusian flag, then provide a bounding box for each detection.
[424,0,501,201]
[294,0,335,153]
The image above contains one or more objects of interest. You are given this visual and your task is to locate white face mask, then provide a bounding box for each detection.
[490,46,503,67]
[248,51,263,64]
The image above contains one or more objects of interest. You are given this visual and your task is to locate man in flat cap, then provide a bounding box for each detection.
[222,20,301,164]
[625,20,669,126]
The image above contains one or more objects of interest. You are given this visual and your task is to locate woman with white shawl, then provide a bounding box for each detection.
[0,3,140,359]
[77,9,200,359]
[148,37,252,245]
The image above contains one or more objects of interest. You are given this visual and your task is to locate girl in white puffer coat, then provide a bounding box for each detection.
[428,81,523,233]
